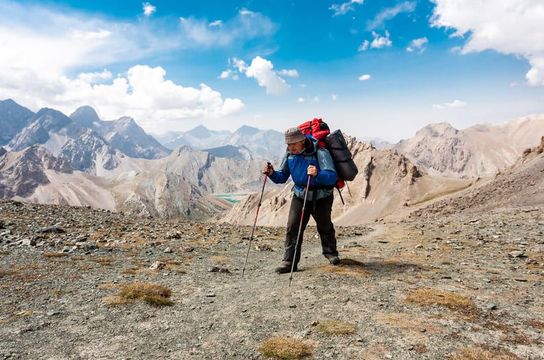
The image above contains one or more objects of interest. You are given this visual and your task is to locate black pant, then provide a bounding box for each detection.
[283,194,338,265]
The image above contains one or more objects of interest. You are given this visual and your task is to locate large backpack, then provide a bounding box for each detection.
[297,118,358,191]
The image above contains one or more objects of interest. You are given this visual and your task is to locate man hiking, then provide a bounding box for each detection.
[263,127,340,274]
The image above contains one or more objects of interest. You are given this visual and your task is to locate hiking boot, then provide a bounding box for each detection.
[328,256,341,265]
[275,261,296,274]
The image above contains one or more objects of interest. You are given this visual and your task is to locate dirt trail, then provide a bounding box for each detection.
[0,201,543,359]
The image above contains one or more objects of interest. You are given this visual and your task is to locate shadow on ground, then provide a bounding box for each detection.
[360,259,427,276]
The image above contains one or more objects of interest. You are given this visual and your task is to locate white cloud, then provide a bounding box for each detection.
[297,97,305,103]
[358,40,370,52]
[331,94,337,101]
[218,69,238,80]
[219,70,231,79]
[431,0,544,86]
[406,37,428,53]
[142,2,156,17]
[313,96,320,103]
[71,29,112,40]
[230,56,291,95]
[0,64,244,131]
[278,69,299,78]
[359,74,371,81]
[179,8,275,47]
[244,57,288,95]
[77,70,113,83]
[359,31,392,51]
[367,1,416,30]
[232,58,248,73]
[330,0,364,16]
[432,99,467,109]
[371,31,392,49]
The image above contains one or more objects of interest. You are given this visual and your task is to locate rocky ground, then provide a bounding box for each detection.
[0,200,543,359]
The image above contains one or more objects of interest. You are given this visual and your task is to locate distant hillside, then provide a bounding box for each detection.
[394,115,544,178]
[411,136,544,218]
[155,125,284,160]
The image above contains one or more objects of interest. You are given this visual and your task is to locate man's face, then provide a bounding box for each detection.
[287,139,305,154]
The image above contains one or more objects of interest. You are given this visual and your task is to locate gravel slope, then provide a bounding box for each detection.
[0,200,543,359]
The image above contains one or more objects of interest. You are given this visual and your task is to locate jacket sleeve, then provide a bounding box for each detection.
[269,153,291,184]
[315,148,337,186]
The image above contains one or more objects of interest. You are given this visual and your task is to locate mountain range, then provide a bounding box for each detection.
[154,125,285,160]
[1,98,544,224]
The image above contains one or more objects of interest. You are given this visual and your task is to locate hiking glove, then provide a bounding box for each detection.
[263,162,274,176]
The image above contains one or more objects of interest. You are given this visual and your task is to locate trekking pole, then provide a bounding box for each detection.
[242,163,270,277]
[289,174,312,287]
[346,182,352,197]
[336,187,345,205]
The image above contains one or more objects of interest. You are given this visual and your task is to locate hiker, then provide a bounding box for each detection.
[263,127,340,274]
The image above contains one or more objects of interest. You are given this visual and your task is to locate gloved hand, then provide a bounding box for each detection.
[263,162,274,176]
[307,165,318,177]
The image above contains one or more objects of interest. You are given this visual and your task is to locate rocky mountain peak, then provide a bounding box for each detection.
[415,122,459,138]
[115,116,137,127]
[104,116,170,160]
[186,125,213,138]
[0,98,35,146]
[70,106,101,128]
[234,125,260,136]
[8,108,73,151]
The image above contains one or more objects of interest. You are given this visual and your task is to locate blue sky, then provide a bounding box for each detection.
[1,0,543,141]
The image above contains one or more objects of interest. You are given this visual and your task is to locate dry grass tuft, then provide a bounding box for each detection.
[43,252,68,258]
[312,258,369,277]
[0,269,17,277]
[450,346,520,360]
[316,320,357,335]
[405,288,478,316]
[259,336,314,360]
[105,282,174,307]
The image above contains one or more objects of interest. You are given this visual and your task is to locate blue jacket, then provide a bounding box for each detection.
[269,136,337,201]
